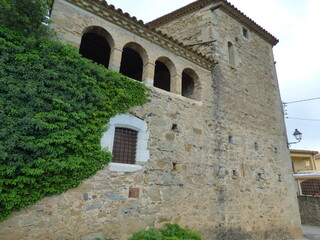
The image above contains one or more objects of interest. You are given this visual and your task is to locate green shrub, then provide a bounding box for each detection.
[127,223,202,240]
[128,228,164,240]
[0,25,148,221]
[161,223,202,240]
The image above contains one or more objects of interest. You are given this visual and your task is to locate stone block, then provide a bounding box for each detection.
[104,194,126,200]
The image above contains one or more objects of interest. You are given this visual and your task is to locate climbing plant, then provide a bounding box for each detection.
[0,25,149,221]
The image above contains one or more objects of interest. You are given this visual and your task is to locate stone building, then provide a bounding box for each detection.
[0,0,304,239]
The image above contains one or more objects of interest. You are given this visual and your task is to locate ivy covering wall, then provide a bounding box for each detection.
[0,25,149,221]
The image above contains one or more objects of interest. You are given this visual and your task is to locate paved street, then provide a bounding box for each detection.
[302,225,320,240]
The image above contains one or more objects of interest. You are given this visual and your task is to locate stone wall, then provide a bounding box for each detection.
[0,0,303,240]
[147,3,303,239]
[0,85,300,240]
[298,196,320,226]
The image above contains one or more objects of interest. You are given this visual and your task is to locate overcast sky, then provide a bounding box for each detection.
[106,0,320,151]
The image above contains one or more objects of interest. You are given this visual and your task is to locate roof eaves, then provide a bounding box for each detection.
[219,1,278,46]
[148,0,213,28]
[290,149,319,155]
[148,0,279,46]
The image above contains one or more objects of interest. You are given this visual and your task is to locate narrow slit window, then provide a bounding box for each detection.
[243,27,249,39]
[228,42,235,66]
[112,127,138,164]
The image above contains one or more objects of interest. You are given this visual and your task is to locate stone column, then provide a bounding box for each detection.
[142,62,155,85]
[170,74,182,95]
[108,48,122,72]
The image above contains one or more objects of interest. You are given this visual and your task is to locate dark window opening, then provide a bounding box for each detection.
[172,163,177,171]
[120,48,143,81]
[182,71,194,98]
[243,27,249,39]
[79,32,111,68]
[228,42,235,66]
[171,124,178,132]
[112,127,138,164]
[154,61,170,91]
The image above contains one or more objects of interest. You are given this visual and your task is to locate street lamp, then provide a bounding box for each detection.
[288,129,302,147]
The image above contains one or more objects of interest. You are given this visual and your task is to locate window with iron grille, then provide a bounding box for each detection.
[101,114,150,172]
[112,127,138,164]
[301,179,320,196]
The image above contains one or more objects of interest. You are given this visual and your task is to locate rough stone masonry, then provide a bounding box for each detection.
[0,0,304,239]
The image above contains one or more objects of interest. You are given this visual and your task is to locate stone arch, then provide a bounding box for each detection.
[182,68,200,100]
[120,42,148,81]
[79,26,114,68]
[154,56,176,92]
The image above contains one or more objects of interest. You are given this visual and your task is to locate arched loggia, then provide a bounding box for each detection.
[79,26,114,68]
[154,57,176,92]
[182,68,200,100]
[120,43,148,81]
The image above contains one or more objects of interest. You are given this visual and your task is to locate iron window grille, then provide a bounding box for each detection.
[112,127,138,164]
[300,179,320,196]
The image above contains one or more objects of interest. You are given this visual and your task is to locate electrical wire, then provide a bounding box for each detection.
[286,117,320,122]
[284,96,320,104]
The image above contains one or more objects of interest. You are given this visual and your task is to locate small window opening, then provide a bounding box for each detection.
[257,172,266,181]
[171,124,178,132]
[120,48,143,81]
[172,163,177,171]
[254,142,259,150]
[154,61,171,91]
[228,42,235,66]
[273,147,278,153]
[112,127,138,164]
[257,173,262,180]
[232,170,237,179]
[182,72,194,98]
[243,27,249,39]
[228,136,233,144]
[79,32,111,68]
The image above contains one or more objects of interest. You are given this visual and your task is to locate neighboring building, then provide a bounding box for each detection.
[290,149,319,173]
[294,171,320,197]
[290,149,320,197]
[316,154,320,170]
[0,0,303,240]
